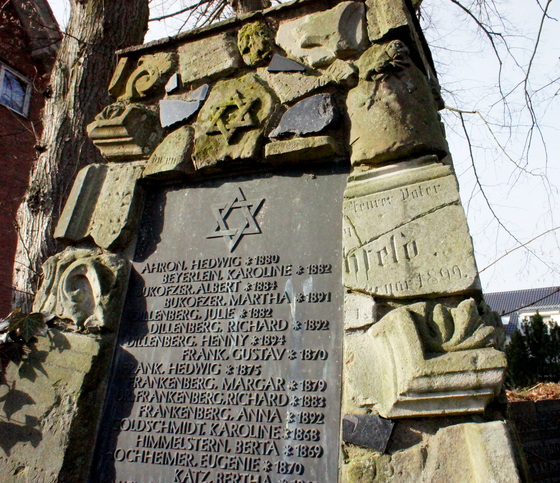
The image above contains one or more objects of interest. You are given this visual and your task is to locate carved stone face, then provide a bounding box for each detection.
[237,21,273,67]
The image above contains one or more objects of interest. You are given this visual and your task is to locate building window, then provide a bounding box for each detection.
[0,63,31,117]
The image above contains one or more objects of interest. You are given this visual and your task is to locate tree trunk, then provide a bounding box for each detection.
[12,0,149,311]
[230,0,271,15]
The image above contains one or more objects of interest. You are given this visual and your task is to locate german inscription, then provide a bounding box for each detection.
[92,168,347,483]
[342,163,480,297]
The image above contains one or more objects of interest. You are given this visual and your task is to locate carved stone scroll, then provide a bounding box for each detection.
[33,248,129,331]
[108,52,177,100]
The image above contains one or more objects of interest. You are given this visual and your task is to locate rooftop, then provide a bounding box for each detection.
[485,286,560,335]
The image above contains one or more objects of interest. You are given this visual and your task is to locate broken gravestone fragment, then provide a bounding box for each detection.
[144,126,194,179]
[342,414,394,452]
[366,0,411,43]
[265,136,340,163]
[0,328,103,482]
[421,422,521,482]
[343,160,480,298]
[344,291,376,330]
[193,73,277,169]
[267,54,306,72]
[276,1,367,67]
[237,21,273,67]
[165,73,181,93]
[269,93,337,138]
[187,83,210,102]
[345,299,506,418]
[55,162,144,251]
[257,59,356,104]
[33,248,129,332]
[366,0,445,110]
[87,102,162,161]
[159,84,210,128]
[341,420,520,482]
[159,100,200,128]
[347,41,447,165]
[179,32,241,84]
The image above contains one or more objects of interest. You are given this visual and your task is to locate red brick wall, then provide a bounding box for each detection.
[0,2,52,314]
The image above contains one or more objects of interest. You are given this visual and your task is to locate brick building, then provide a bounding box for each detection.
[0,0,60,313]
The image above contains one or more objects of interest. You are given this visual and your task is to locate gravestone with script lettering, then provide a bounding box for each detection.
[92,169,348,482]
[1,1,522,482]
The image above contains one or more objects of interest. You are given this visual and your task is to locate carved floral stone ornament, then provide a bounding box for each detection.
[33,248,129,332]
[345,298,507,418]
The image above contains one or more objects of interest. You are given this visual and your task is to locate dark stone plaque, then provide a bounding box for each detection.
[342,415,394,453]
[92,166,347,483]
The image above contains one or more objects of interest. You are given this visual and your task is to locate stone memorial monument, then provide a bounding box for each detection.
[1,1,523,481]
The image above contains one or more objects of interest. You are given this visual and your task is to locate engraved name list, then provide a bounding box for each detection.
[92,171,347,483]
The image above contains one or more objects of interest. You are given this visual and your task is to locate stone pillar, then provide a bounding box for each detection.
[0,1,522,481]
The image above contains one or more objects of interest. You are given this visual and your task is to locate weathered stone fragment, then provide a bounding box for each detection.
[0,329,112,482]
[144,126,194,179]
[55,162,144,250]
[422,422,521,482]
[343,160,480,297]
[347,41,447,165]
[344,291,376,330]
[345,299,506,418]
[87,103,162,161]
[270,94,336,138]
[159,84,210,128]
[267,54,306,72]
[187,83,210,102]
[108,57,134,98]
[159,100,200,128]
[341,420,521,482]
[367,0,445,109]
[276,2,367,67]
[179,32,241,84]
[52,164,105,242]
[237,21,273,67]
[33,248,129,331]
[366,0,410,42]
[165,73,181,93]
[342,414,394,452]
[125,52,177,99]
[257,59,356,104]
[193,74,277,168]
[265,136,340,163]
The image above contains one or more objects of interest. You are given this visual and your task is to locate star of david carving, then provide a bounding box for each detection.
[207,187,265,252]
[206,90,257,144]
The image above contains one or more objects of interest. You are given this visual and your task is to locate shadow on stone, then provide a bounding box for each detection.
[0,419,42,456]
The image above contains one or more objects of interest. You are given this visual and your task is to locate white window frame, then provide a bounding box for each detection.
[0,62,32,117]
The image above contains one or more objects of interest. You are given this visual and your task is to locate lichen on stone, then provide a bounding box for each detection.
[237,21,273,67]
